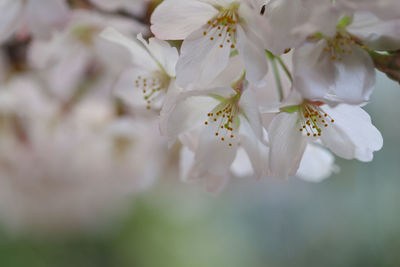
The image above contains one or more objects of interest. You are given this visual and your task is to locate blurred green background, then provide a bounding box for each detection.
[0,73,399,267]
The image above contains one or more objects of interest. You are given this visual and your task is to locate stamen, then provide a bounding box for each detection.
[298,102,334,137]
[135,75,167,110]
[204,93,241,147]
[323,33,356,61]
[202,7,238,50]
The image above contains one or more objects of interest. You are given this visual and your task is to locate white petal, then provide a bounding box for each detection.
[239,88,263,140]
[294,40,375,105]
[320,104,383,162]
[180,124,236,193]
[0,0,23,43]
[176,28,231,88]
[297,144,338,182]
[348,12,400,51]
[268,112,308,178]
[114,68,152,109]
[88,0,146,16]
[239,114,269,179]
[207,55,244,88]
[332,44,376,104]
[159,79,182,134]
[179,145,196,183]
[260,0,310,55]
[230,147,254,178]
[236,24,269,86]
[100,27,158,71]
[137,34,179,77]
[150,0,218,40]
[338,0,400,20]
[165,94,219,139]
[293,40,335,101]
[25,0,69,38]
[191,125,237,177]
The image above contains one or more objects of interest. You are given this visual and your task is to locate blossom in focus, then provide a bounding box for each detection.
[292,9,400,104]
[163,81,267,192]
[151,0,269,88]
[263,90,383,178]
[260,0,400,105]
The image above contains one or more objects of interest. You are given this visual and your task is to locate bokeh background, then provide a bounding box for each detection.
[0,72,398,267]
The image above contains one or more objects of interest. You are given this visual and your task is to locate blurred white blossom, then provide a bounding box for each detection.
[0,0,69,43]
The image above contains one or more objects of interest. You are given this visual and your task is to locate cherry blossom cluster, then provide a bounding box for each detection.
[102,0,400,192]
[0,0,398,230]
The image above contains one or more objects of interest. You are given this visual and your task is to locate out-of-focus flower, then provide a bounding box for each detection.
[101,27,179,112]
[0,0,70,43]
[151,0,268,88]
[0,76,167,232]
[28,10,147,102]
[88,0,150,17]
[337,0,400,20]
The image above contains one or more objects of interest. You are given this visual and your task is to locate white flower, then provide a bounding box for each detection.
[101,27,179,112]
[292,17,384,105]
[151,0,268,88]
[292,33,376,105]
[28,10,145,102]
[0,77,166,232]
[346,11,400,51]
[296,144,339,182]
[88,0,149,17]
[263,91,383,178]
[337,0,400,20]
[259,1,400,104]
[163,82,267,192]
[0,0,69,43]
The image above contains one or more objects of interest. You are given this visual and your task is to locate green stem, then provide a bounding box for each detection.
[266,51,284,101]
[276,56,293,84]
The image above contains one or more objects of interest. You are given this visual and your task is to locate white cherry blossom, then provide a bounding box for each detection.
[101,27,179,112]
[337,0,400,20]
[28,10,145,102]
[163,81,268,192]
[0,0,69,43]
[259,0,399,105]
[89,0,149,17]
[263,91,383,178]
[151,0,269,88]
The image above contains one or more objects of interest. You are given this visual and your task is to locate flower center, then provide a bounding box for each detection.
[135,74,169,110]
[203,4,239,49]
[323,33,356,61]
[204,92,241,147]
[298,102,335,137]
